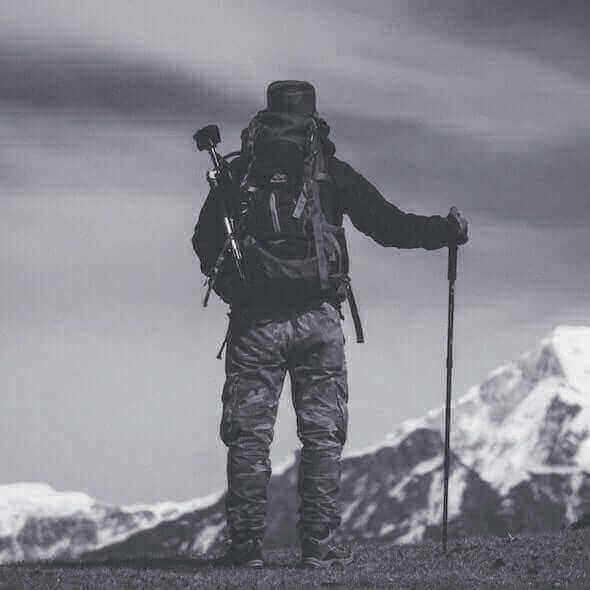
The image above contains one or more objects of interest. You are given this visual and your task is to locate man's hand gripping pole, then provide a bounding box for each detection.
[194,125,247,306]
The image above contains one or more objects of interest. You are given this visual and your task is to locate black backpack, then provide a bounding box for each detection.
[237,111,349,300]
[204,110,364,343]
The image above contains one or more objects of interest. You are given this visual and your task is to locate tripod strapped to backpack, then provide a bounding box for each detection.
[193,125,247,307]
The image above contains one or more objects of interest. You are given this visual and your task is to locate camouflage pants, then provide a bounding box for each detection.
[220,302,348,544]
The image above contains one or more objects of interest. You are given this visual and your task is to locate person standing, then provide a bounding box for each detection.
[192,80,468,568]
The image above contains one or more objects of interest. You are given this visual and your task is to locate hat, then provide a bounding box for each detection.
[266,80,317,115]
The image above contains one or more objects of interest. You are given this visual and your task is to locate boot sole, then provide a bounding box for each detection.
[244,559,264,568]
[302,555,353,568]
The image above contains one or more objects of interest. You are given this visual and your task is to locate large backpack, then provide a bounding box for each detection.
[206,110,364,343]
[237,111,349,300]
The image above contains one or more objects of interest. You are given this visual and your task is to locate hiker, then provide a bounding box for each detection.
[192,80,469,568]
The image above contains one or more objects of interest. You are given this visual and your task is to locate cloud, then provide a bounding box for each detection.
[404,0,590,33]
[405,0,590,80]
[4,1,590,146]
[0,43,254,119]
[2,0,589,503]
[327,113,590,227]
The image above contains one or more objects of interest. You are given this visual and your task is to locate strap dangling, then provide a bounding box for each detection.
[203,277,213,308]
[216,318,232,360]
[344,278,364,343]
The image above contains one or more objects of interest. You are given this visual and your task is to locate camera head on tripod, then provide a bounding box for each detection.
[193,124,221,152]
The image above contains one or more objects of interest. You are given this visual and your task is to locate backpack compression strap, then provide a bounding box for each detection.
[308,145,364,342]
[304,148,330,290]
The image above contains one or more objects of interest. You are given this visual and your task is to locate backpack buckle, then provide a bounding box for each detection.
[270,172,288,184]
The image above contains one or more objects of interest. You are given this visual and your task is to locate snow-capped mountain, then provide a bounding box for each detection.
[0,482,221,563]
[2,326,589,563]
[335,324,590,542]
[80,325,590,559]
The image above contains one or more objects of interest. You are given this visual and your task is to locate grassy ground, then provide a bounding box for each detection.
[1,528,589,589]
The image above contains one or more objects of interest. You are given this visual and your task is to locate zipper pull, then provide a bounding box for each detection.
[292,189,307,219]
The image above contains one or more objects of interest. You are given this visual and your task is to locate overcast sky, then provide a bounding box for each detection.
[1,1,589,504]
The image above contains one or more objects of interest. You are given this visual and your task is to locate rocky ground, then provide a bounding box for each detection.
[1,527,589,589]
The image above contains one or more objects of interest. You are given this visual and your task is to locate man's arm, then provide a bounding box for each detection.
[330,157,463,250]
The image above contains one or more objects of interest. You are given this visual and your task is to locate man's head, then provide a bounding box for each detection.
[266,80,317,115]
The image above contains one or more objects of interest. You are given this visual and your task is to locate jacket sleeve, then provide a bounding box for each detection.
[192,188,224,276]
[330,157,456,250]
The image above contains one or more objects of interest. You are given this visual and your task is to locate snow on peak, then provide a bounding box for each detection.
[0,483,99,537]
[439,326,590,494]
[548,325,590,393]
[0,482,96,507]
[346,326,590,497]
[0,482,223,563]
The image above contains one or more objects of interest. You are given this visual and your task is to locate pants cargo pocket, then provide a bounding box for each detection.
[220,378,240,446]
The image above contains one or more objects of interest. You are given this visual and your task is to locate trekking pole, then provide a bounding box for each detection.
[442,242,458,554]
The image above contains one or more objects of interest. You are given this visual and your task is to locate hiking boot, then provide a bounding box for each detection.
[301,537,353,568]
[214,538,264,568]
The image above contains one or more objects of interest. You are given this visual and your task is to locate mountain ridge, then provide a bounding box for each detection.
[2,325,589,563]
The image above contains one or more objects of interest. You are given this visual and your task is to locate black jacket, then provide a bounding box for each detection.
[192,152,458,312]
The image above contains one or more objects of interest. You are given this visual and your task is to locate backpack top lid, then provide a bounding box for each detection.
[239,80,334,171]
[266,80,317,115]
